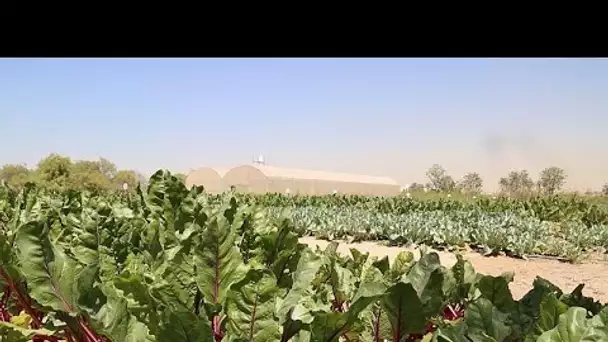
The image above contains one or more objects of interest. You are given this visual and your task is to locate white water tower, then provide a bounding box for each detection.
[253,154,266,165]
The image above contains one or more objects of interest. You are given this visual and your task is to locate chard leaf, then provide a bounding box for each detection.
[194,214,247,307]
[405,252,442,297]
[111,265,162,331]
[158,310,213,342]
[360,261,391,342]
[277,249,324,324]
[403,252,447,320]
[583,307,608,341]
[15,220,93,314]
[537,293,569,334]
[277,249,324,342]
[360,303,391,342]
[347,248,369,279]
[465,298,512,342]
[512,277,566,338]
[432,323,469,342]
[388,251,414,282]
[328,263,356,310]
[0,320,56,342]
[226,269,281,342]
[537,306,608,342]
[92,294,153,342]
[291,329,311,342]
[310,280,386,342]
[476,274,516,313]
[560,284,604,316]
[151,263,196,313]
[449,253,477,300]
[372,256,390,275]
[381,282,425,339]
[257,216,304,289]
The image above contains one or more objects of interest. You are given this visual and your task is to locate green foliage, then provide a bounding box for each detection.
[70,160,113,191]
[458,172,483,194]
[0,154,150,193]
[113,169,139,190]
[0,170,607,342]
[248,191,608,227]
[246,192,608,261]
[538,167,567,195]
[4,153,608,262]
[36,153,73,191]
[499,170,535,198]
[0,164,33,189]
[426,164,456,193]
[174,173,187,183]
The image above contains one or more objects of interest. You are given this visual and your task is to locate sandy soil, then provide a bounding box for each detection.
[299,237,608,303]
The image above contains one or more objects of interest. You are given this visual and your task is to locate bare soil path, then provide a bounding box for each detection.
[299,237,608,303]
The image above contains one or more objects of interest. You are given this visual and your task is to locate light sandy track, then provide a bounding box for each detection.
[299,237,608,303]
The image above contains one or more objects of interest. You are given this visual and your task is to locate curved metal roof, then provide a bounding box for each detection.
[187,167,230,178]
[212,167,230,177]
[185,167,230,188]
[243,164,399,186]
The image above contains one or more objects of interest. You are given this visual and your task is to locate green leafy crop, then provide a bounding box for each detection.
[0,171,606,341]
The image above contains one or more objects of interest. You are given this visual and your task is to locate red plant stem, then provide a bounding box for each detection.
[0,288,11,321]
[213,316,221,341]
[394,299,402,342]
[444,303,464,320]
[212,315,225,341]
[0,268,93,342]
[0,308,9,322]
[373,308,382,342]
[1,286,10,305]
[78,317,101,342]
[64,326,78,342]
[0,267,43,328]
[448,305,458,318]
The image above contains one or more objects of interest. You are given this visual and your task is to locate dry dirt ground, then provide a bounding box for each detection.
[299,237,608,303]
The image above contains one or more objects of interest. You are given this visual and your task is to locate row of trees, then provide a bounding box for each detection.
[1,154,606,197]
[411,164,583,197]
[0,154,186,192]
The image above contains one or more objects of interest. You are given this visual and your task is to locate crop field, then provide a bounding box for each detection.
[249,192,608,262]
[0,170,608,341]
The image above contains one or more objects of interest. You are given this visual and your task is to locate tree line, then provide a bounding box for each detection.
[0,153,186,192]
[409,164,608,197]
[1,154,606,197]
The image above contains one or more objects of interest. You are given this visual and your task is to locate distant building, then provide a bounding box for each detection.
[185,163,400,196]
[185,167,229,194]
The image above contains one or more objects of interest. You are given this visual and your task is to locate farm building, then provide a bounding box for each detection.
[221,164,400,196]
[184,167,229,194]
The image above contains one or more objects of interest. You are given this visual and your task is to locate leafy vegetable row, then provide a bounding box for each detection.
[233,192,608,227]
[268,207,608,261]
[0,171,606,341]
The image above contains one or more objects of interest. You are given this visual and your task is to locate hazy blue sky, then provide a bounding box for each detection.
[1,58,607,191]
